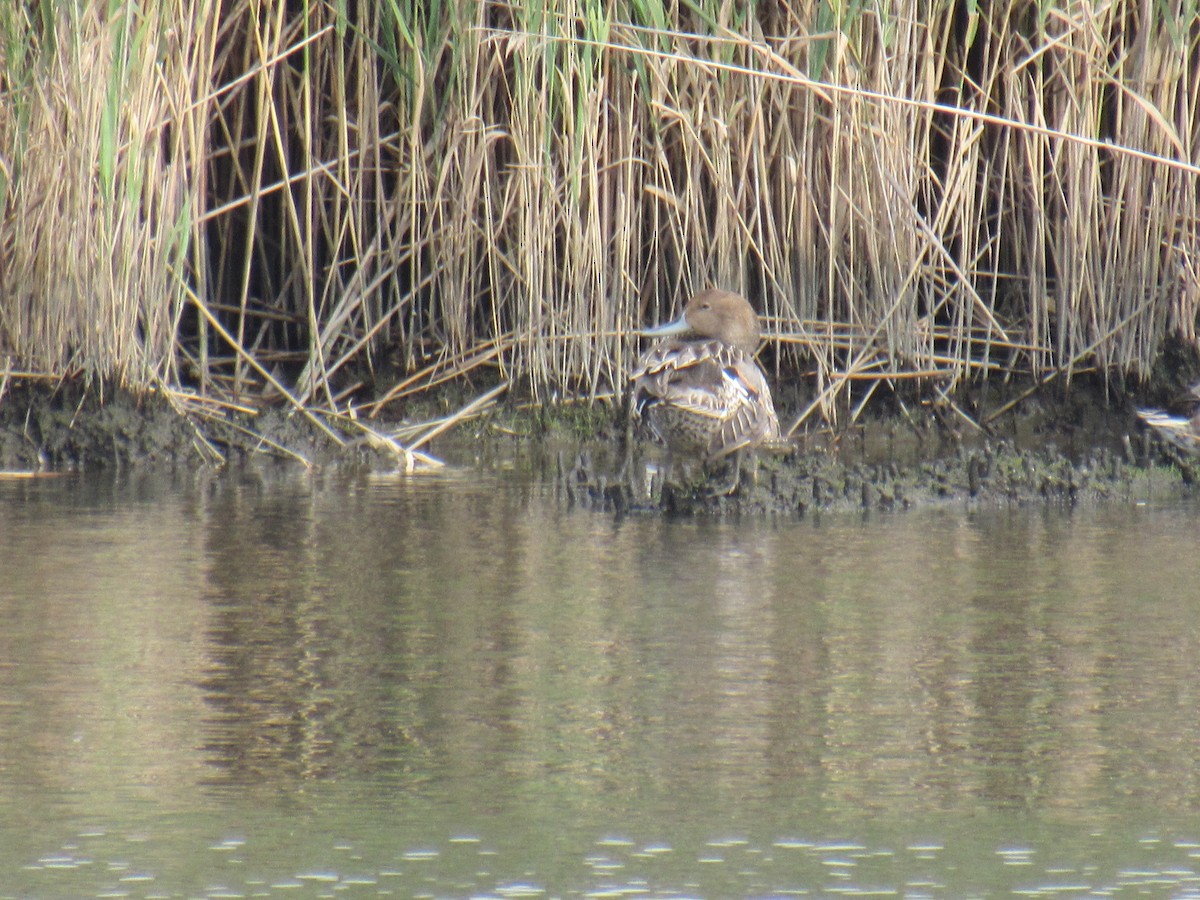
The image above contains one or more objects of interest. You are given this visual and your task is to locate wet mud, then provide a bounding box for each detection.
[557,438,1180,518]
[0,383,359,472]
[1,378,1198,514]
[0,384,201,471]
[555,381,1200,515]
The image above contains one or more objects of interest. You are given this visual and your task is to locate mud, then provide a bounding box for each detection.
[1,377,1197,514]
[0,384,201,471]
[0,383,362,472]
[556,439,1180,518]
[525,377,1200,515]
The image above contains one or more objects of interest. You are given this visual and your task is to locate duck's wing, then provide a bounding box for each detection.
[634,358,730,421]
[705,354,781,461]
[632,340,780,459]
[632,339,720,381]
[631,340,721,410]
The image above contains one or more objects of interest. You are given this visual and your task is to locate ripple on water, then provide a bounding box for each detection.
[10,826,1200,897]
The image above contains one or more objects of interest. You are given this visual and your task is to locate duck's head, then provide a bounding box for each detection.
[641,289,763,354]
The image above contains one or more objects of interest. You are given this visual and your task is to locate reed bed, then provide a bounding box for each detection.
[1,0,1198,453]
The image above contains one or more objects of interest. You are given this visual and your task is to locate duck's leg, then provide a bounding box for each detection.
[706,451,743,496]
[636,446,677,505]
[647,450,673,504]
[740,450,761,488]
[620,391,637,480]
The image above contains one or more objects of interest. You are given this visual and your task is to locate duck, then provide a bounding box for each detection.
[1137,383,1200,453]
[631,289,782,488]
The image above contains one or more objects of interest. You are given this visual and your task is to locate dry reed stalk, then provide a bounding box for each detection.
[203,409,315,468]
[189,287,345,445]
[982,290,1162,426]
[3,0,1198,437]
[0,1,215,384]
[404,380,509,452]
[365,332,512,416]
[152,386,229,464]
[332,415,443,472]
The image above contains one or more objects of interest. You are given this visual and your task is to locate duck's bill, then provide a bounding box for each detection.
[639,312,690,339]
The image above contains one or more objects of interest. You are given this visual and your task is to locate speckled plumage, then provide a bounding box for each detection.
[631,290,781,468]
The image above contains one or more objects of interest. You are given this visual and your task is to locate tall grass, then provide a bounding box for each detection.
[0,0,211,386]
[1,0,1197,433]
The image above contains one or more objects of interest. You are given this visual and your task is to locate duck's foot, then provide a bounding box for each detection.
[704,453,749,497]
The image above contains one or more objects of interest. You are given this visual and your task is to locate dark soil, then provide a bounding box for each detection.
[1,376,1197,515]
[0,382,366,472]
[0,383,204,471]
[556,436,1180,518]
[520,373,1200,516]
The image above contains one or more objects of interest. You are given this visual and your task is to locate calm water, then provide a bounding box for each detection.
[2,459,1200,898]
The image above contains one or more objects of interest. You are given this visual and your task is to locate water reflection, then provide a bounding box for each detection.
[3,467,1200,894]
[183,472,1200,823]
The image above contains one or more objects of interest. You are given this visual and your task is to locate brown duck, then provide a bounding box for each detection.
[631,289,781,482]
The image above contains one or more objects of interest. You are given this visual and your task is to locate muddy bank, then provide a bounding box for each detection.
[556,439,1183,518]
[1,378,1197,513]
[0,384,200,470]
[0,383,365,472]
[523,378,1200,515]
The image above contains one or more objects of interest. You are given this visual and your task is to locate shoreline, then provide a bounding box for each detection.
[1,379,1196,514]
